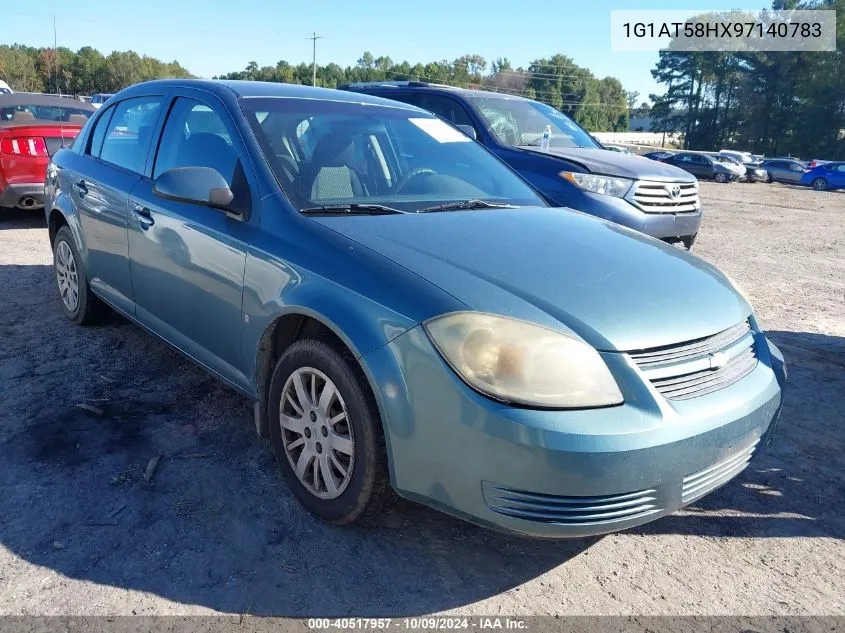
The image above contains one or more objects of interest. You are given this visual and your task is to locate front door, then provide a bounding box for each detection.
[126,94,256,388]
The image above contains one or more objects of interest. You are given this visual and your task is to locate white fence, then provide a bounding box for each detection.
[593,131,683,147]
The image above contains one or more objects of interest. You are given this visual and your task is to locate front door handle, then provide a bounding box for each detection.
[129,201,154,229]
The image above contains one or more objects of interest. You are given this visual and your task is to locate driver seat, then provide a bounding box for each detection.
[305,135,366,200]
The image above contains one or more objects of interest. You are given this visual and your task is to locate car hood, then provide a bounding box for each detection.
[516,146,696,181]
[312,208,750,352]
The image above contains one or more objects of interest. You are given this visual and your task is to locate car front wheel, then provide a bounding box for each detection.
[812,177,829,191]
[714,172,729,183]
[268,339,393,524]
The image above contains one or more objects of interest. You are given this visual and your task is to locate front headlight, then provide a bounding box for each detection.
[424,312,623,408]
[560,171,633,198]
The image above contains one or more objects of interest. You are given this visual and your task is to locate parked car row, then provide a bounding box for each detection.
[639,148,842,191]
[42,79,786,538]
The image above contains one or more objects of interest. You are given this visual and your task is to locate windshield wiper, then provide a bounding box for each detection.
[417,199,517,213]
[300,203,404,216]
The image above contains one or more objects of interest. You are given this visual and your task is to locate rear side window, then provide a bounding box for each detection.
[415,95,473,127]
[87,106,114,156]
[98,96,163,173]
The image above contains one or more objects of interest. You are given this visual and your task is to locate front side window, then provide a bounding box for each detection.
[242,97,544,213]
[98,96,163,173]
[463,94,599,150]
[154,98,236,182]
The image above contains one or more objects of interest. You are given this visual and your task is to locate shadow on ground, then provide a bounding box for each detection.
[0,263,842,615]
[0,208,46,230]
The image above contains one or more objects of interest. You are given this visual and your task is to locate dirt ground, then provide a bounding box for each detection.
[0,181,842,616]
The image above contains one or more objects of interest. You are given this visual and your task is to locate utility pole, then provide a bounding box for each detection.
[306,31,323,86]
[53,14,59,94]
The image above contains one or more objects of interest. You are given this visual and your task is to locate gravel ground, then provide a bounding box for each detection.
[0,181,843,616]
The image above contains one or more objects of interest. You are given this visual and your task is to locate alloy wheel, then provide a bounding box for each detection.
[813,178,828,191]
[55,240,79,312]
[279,367,355,499]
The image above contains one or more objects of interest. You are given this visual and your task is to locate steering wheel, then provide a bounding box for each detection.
[395,167,438,194]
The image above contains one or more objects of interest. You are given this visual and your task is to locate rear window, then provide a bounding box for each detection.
[0,103,92,123]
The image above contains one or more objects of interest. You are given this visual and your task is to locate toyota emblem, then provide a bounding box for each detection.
[667,184,682,200]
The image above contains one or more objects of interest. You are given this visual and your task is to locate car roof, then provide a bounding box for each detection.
[341,81,536,103]
[114,79,429,112]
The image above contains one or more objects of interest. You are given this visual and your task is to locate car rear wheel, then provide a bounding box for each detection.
[812,177,829,191]
[267,339,393,524]
[53,226,110,325]
[714,172,729,183]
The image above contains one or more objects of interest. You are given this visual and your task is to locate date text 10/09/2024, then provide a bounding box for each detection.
[622,21,823,39]
[307,619,529,630]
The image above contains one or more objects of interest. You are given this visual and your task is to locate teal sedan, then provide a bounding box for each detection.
[45,80,786,537]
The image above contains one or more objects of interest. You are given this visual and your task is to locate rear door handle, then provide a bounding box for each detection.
[129,201,154,229]
[73,180,88,196]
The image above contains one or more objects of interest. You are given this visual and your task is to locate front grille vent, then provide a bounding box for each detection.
[629,321,757,400]
[632,181,699,213]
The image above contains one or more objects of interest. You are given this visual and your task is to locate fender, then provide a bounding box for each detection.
[47,190,89,268]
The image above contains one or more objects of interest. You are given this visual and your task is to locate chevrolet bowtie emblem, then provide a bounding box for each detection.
[709,351,728,370]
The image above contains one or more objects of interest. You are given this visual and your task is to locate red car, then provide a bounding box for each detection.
[0,93,95,211]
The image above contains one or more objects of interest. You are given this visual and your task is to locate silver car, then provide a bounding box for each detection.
[762,159,808,184]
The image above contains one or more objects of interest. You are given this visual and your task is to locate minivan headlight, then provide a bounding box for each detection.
[560,171,633,197]
[424,312,623,408]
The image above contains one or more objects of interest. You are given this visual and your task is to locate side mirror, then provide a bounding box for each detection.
[153,166,241,218]
[455,124,477,141]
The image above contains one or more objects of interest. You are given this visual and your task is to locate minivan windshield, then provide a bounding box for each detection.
[241,97,546,213]
[462,94,600,150]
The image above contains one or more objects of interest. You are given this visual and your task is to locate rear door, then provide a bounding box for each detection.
[72,96,164,314]
[126,92,256,389]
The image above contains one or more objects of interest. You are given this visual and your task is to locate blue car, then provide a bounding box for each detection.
[45,80,786,537]
[800,161,845,191]
[340,82,702,249]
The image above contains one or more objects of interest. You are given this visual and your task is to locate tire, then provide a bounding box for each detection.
[267,339,393,524]
[812,177,828,191]
[714,172,729,183]
[52,226,110,325]
[681,233,697,251]
[766,174,774,183]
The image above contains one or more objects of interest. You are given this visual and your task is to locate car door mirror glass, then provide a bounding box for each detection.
[153,166,240,217]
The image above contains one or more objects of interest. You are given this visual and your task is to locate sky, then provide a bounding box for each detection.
[4,0,767,103]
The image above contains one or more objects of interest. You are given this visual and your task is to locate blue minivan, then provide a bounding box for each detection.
[341,82,701,249]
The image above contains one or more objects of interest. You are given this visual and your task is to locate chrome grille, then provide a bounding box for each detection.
[482,483,661,525]
[682,440,759,503]
[630,321,758,400]
[630,180,699,213]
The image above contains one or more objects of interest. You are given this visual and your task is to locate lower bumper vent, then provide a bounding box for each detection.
[482,483,662,526]
[682,439,760,503]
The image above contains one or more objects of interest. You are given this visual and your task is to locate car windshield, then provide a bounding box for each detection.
[0,102,93,123]
[241,97,546,213]
[461,94,600,150]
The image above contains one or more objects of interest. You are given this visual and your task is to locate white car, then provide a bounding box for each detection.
[0,80,12,95]
[90,93,114,109]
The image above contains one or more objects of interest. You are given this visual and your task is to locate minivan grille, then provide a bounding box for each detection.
[631,181,699,213]
[682,439,759,502]
[482,483,661,525]
[629,321,757,400]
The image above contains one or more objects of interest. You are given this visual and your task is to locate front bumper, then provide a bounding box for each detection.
[549,188,701,241]
[0,182,45,209]
[365,326,785,538]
